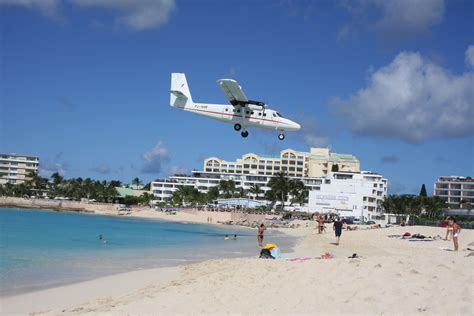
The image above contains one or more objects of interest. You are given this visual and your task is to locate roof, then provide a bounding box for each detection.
[115,187,149,198]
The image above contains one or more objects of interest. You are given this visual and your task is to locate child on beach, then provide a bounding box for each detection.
[451,218,461,251]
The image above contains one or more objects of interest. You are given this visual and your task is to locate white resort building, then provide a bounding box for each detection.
[0,154,39,185]
[433,176,474,207]
[307,171,387,221]
[151,147,388,219]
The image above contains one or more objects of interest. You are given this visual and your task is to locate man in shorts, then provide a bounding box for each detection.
[333,218,343,245]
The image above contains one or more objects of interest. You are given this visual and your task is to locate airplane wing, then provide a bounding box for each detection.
[217,79,248,105]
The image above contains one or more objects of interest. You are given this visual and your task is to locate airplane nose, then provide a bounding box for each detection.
[293,122,301,131]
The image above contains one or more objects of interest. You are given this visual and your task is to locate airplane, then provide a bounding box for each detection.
[170,73,301,140]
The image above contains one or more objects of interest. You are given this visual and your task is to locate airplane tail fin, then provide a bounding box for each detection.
[170,73,193,108]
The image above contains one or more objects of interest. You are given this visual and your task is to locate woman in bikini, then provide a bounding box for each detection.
[257,223,266,247]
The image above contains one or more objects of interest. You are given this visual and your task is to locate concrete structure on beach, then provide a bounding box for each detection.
[307,171,387,221]
[434,176,474,207]
[0,154,39,185]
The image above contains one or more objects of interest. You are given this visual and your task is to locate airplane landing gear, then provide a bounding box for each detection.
[241,130,249,138]
[278,133,285,140]
[234,123,242,131]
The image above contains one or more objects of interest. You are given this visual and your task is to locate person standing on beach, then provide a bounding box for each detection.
[333,218,343,245]
[452,218,461,251]
[257,223,266,247]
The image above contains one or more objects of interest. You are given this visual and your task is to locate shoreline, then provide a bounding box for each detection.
[0,206,304,298]
[1,225,473,315]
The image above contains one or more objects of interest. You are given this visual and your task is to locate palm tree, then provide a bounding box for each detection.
[249,184,262,200]
[267,172,290,209]
[288,179,308,205]
[132,177,142,189]
[218,180,236,198]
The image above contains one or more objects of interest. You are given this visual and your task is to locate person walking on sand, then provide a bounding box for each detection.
[333,218,343,245]
[452,218,461,251]
[257,223,266,247]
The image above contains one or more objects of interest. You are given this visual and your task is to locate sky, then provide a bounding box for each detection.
[0,0,473,195]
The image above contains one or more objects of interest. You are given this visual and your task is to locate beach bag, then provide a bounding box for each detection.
[259,248,275,259]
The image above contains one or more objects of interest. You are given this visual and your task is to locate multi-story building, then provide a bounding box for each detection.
[307,171,388,220]
[434,176,474,206]
[0,154,39,185]
[204,147,359,178]
[151,170,325,202]
[151,147,387,218]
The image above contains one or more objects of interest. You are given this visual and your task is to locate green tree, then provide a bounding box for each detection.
[218,180,236,198]
[331,164,339,172]
[267,172,290,209]
[249,184,263,200]
[206,186,220,202]
[288,179,308,205]
[419,184,428,197]
[132,177,142,189]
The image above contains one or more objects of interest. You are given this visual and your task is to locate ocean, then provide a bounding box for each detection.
[0,208,295,296]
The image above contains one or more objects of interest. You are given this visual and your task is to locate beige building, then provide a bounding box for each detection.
[203,147,360,178]
[434,176,474,206]
[0,154,39,185]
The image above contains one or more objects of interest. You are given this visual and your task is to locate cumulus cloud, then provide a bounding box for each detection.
[0,0,175,30]
[39,153,67,177]
[141,142,170,174]
[91,163,111,174]
[339,0,445,45]
[381,154,400,164]
[329,46,474,143]
[73,0,176,31]
[465,45,474,68]
[296,116,329,147]
[0,0,62,20]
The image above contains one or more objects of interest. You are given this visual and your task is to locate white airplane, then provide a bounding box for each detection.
[170,73,301,140]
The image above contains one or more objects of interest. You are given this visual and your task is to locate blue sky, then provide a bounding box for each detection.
[1,0,473,194]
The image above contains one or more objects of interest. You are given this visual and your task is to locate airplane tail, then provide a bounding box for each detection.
[170,73,193,108]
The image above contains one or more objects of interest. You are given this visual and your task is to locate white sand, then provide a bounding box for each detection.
[2,225,473,315]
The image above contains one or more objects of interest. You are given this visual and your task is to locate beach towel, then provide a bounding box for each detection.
[408,239,434,242]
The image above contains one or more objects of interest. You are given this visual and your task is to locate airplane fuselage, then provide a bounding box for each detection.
[185,103,300,132]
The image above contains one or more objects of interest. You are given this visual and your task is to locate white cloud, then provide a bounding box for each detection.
[73,0,176,31]
[296,116,330,147]
[0,0,175,30]
[465,45,474,68]
[141,142,170,174]
[0,0,62,20]
[329,46,474,143]
[339,0,445,44]
[39,153,67,177]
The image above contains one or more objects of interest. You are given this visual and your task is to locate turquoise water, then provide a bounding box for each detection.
[0,208,293,296]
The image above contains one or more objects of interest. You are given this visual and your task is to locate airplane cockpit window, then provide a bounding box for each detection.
[272,113,276,117]
[276,112,283,117]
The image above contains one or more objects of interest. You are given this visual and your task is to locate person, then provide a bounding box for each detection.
[401,218,406,227]
[445,217,454,241]
[232,234,237,240]
[98,233,106,243]
[318,216,325,234]
[257,223,266,247]
[452,218,461,251]
[333,218,343,245]
[224,235,230,240]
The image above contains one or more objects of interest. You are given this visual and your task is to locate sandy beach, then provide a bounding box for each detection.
[2,222,473,316]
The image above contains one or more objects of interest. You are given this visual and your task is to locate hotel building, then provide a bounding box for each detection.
[204,147,360,178]
[151,147,388,218]
[0,154,40,185]
[433,176,474,206]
